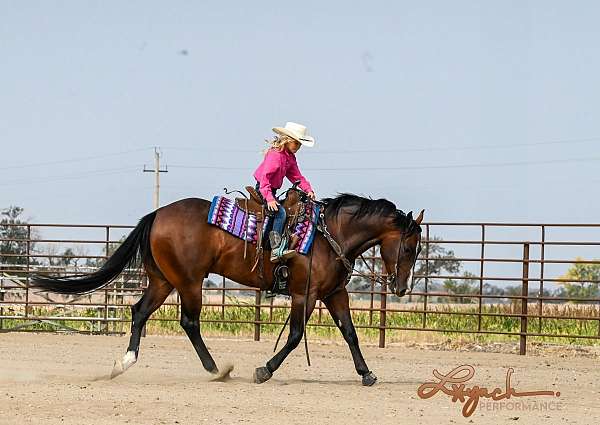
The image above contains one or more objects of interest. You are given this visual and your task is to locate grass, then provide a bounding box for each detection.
[1,297,599,346]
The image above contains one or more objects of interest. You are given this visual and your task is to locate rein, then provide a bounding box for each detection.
[317,212,391,286]
[317,209,421,294]
[272,228,314,367]
[302,239,314,366]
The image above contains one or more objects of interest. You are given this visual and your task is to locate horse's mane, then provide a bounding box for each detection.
[321,193,415,231]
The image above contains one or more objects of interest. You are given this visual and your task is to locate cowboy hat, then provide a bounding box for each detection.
[272,122,315,147]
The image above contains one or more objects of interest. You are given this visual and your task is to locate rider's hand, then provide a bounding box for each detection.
[267,200,279,211]
[308,191,316,200]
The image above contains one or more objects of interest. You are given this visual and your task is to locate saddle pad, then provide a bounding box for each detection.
[294,201,321,255]
[207,195,320,254]
[208,196,260,243]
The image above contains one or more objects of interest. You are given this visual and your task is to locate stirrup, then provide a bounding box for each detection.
[280,249,296,260]
[270,248,296,263]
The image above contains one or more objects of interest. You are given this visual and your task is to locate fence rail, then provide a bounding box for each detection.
[1,222,600,354]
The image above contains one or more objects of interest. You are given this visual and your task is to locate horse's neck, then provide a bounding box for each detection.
[335,217,386,259]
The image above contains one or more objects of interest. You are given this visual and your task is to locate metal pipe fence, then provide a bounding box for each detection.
[1,222,600,354]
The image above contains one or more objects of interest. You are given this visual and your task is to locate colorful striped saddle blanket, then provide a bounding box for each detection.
[207,195,320,255]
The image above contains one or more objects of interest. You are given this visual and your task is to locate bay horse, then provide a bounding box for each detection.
[32,191,423,386]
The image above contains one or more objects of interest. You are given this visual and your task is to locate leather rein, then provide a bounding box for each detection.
[316,204,421,295]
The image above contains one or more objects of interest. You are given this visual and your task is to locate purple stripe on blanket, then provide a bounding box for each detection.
[234,208,246,236]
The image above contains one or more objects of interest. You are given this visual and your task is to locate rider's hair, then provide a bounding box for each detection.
[263,135,297,153]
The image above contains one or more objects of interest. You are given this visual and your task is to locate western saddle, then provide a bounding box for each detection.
[235,186,303,225]
[234,185,307,296]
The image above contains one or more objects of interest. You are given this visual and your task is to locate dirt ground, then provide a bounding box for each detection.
[0,333,599,425]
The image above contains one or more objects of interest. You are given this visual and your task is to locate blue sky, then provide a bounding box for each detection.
[2,1,600,226]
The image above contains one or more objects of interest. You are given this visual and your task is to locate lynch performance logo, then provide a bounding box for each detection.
[416,365,561,418]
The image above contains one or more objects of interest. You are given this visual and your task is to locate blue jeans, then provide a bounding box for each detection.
[255,181,286,235]
[272,205,287,235]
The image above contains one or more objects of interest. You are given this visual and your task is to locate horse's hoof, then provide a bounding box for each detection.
[362,371,377,386]
[253,366,272,384]
[210,363,234,382]
[110,360,124,379]
[110,351,137,379]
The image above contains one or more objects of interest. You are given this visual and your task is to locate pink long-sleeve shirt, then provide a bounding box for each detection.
[253,148,313,203]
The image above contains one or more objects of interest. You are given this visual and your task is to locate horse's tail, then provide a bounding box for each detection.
[31,211,157,295]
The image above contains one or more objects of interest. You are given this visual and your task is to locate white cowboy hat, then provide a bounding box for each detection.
[272,122,315,147]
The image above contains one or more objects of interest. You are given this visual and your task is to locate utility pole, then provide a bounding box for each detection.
[141,147,167,338]
[143,147,168,210]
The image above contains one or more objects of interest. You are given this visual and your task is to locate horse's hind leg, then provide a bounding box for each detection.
[111,269,173,378]
[179,288,219,374]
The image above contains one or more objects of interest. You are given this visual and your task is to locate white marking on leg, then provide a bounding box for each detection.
[121,351,137,371]
[110,351,138,379]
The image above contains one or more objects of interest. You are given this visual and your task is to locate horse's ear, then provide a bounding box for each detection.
[415,209,425,225]
[407,211,413,221]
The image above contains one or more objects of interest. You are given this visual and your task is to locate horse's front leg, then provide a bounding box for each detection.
[324,288,377,386]
[254,293,316,384]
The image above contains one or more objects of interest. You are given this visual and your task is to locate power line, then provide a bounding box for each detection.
[0,166,140,186]
[168,154,600,171]
[166,136,600,155]
[1,135,597,175]
[168,146,258,153]
[0,147,152,171]
[311,136,600,154]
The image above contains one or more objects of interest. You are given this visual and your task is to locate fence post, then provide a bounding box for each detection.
[538,226,545,333]
[478,225,485,331]
[520,243,530,355]
[369,247,375,326]
[254,289,261,341]
[0,275,3,330]
[25,225,31,319]
[422,224,430,329]
[379,278,387,348]
[104,226,110,334]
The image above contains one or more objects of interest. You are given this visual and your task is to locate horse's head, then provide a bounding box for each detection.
[320,194,425,297]
[380,209,424,298]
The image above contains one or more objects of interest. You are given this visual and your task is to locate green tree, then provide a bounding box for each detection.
[405,237,462,302]
[347,246,382,299]
[557,258,600,303]
[442,271,478,304]
[85,236,126,268]
[84,235,144,290]
[0,206,38,270]
[347,237,462,301]
[412,236,461,288]
[47,247,81,268]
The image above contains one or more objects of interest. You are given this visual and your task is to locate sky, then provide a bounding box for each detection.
[2,0,600,228]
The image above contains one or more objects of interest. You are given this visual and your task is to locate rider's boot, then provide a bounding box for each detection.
[269,231,296,263]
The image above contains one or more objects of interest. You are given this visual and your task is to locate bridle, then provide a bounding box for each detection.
[390,231,422,294]
[284,186,422,295]
[317,205,422,293]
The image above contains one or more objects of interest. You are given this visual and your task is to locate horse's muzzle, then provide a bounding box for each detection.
[389,277,408,298]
